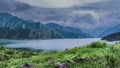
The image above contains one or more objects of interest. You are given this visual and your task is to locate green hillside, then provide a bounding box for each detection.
[0,42,120,68]
[102,32,120,41]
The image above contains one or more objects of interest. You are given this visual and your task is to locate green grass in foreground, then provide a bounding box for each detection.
[0,42,120,68]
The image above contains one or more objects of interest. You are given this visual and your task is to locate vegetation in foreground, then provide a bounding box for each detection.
[0,42,120,68]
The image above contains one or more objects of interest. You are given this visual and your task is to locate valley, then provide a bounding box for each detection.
[0,0,120,67]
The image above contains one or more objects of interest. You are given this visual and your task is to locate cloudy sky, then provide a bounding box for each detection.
[0,0,119,31]
[16,0,107,8]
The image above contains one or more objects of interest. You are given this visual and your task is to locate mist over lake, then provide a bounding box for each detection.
[0,38,116,51]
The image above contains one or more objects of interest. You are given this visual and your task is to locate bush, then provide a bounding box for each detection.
[87,42,107,48]
[0,46,5,50]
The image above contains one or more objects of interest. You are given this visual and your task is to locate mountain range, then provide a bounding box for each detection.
[0,13,63,39]
[0,12,90,39]
[99,24,120,37]
[46,23,90,38]
[0,12,120,39]
[0,0,120,39]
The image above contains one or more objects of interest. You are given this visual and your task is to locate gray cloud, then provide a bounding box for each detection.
[0,0,119,31]
[0,0,32,12]
[17,0,107,8]
[73,0,120,12]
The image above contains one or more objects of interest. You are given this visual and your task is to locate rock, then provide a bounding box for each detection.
[50,60,56,66]
[65,49,68,50]
[85,58,92,63]
[22,63,34,68]
[56,63,68,68]
[73,58,84,63]
[98,60,102,64]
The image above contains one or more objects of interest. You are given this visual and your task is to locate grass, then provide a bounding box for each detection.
[0,42,120,68]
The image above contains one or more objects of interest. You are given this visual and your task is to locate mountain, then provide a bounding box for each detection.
[0,27,44,39]
[0,13,63,39]
[102,32,120,41]
[99,24,120,37]
[46,23,90,38]
[88,27,110,37]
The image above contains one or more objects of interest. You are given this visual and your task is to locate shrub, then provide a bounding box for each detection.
[0,46,5,50]
[87,42,107,48]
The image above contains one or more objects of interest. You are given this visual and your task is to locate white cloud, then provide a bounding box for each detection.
[73,10,103,19]
[16,0,106,8]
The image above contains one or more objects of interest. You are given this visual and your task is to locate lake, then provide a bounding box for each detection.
[0,38,116,51]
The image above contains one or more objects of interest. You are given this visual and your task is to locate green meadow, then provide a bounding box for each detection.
[0,42,120,68]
